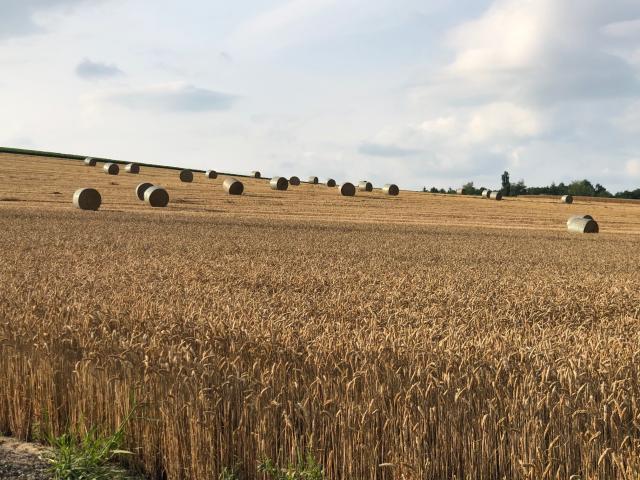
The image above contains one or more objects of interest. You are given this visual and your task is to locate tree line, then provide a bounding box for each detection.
[424,171,640,199]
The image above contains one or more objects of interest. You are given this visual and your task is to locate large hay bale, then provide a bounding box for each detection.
[223,177,244,195]
[456,188,464,195]
[205,170,217,179]
[125,163,140,174]
[560,195,573,204]
[144,186,169,207]
[72,188,101,211]
[326,178,336,187]
[84,157,96,166]
[103,163,119,175]
[136,182,153,201]
[251,171,261,178]
[481,189,491,198]
[180,170,193,182]
[566,214,593,227]
[489,191,503,201]
[358,181,373,192]
[567,217,599,233]
[383,184,399,196]
[308,176,319,184]
[289,176,300,186]
[338,183,356,196]
[270,176,289,191]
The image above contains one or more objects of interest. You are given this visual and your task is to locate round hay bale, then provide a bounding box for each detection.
[251,171,261,178]
[179,170,193,182]
[308,176,319,184]
[566,214,594,227]
[567,217,599,233]
[289,176,300,186]
[136,182,153,201]
[72,188,101,211]
[560,194,573,204]
[481,189,491,198]
[383,184,399,196]
[223,177,244,195]
[270,176,289,191]
[144,186,169,207]
[456,188,464,195]
[84,157,96,166]
[326,178,336,187]
[338,183,356,196]
[125,163,140,174]
[489,191,503,200]
[358,181,373,192]
[103,163,119,175]
[205,170,218,179]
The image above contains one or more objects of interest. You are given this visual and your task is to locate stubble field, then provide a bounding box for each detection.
[1,152,640,479]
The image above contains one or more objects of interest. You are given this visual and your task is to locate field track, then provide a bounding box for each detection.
[2,151,640,479]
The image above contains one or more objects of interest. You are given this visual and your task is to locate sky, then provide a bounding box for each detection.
[2,0,640,192]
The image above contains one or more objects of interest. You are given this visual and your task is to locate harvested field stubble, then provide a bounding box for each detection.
[2,153,640,479]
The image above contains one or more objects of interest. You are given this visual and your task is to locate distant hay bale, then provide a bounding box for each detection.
[308,176,319,184]
[560,195,573,204]
[567,217,599,233]
[103,163,119,175]
[383,184,399,196]
[481,189,491,198]
[566,214,594,227]
[144,186,169,207]
[136,182,153,201]
[125,163,140,174]
[338,183,356,196]
[358,181,373,192]
[205,170,218,179]
[84,157,96,166]
[251,171,261,178]
[72,188,101,211]
[289,176,300,186]
[270,176,289,191]
[223,177,244,195]
[457,188,464,195]
[180,170,193,182]
[326,178,336,187]
[489,191,503,201]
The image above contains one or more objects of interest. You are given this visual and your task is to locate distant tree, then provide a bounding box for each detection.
[461,181,479,195]
[511,179,527,196]
[501,171,511,196]
[615,188,640,199]
[439,188,447,194]
[429,187,439,193]
[594,183,613,197]
[568,179,596,196]
[557,182,569,195]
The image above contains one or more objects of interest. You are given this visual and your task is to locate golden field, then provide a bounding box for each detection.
[1,152,640,479]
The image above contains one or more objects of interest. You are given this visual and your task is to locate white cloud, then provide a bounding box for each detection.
[411,0,640,106]
[465,102,543,143]
[0,0,89,39]
[95,82,238,113]
[75,58,123,80]
[602,18,640,39]
[626,159,640,176]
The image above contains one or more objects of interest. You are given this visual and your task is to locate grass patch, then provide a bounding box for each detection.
[47,408,139,480]
[257,451,324,480]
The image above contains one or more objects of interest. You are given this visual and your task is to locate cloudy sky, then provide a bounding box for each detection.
[2,0,640,191]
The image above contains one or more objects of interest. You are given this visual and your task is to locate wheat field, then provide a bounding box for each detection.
[1,152,640,479]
